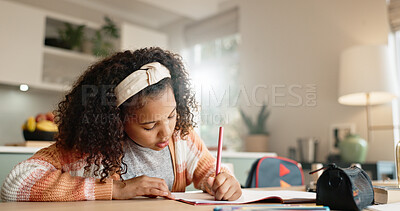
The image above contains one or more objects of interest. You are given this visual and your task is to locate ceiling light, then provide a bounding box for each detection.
[19,84,29,92]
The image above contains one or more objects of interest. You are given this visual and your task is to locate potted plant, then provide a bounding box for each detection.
[57,23,86,51]
[91,16,120,57]
[239,103,270,152]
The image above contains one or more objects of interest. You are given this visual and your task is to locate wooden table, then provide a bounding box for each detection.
[0,186,310,211]
[0,198,218,211]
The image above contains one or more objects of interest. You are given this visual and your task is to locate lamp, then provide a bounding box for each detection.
[338,45,398,142]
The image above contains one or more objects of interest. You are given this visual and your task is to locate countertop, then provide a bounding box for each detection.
[209,151,277,158]
[0,146,277,157]
[0,146,42,153]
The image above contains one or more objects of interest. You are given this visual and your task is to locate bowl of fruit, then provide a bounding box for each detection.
[22,112,58,141]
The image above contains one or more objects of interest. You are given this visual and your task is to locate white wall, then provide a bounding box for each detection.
[120,23,168,50]
[160,19,189,53]
[238,0,394,162]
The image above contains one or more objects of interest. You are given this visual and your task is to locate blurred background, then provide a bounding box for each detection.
[0,0,399,167]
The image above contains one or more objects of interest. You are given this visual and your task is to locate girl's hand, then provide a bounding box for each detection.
[112,175,174,200]
[206,172,242,201]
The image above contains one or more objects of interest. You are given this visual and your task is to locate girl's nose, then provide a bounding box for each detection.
[159,120,171,138]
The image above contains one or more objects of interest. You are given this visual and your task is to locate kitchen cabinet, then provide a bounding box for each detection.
[41,15,99,90]
[0,1,168,92]
[0,146,41,186]
[120,23,168,50]
[0,0,45,87]
[0,1,86,92]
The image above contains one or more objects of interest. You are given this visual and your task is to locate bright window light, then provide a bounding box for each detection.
[19,84,29,92]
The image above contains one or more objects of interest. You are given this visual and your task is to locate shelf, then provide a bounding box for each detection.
[43,46,96,63]
[42,15,99,92]
[43,46,98,87]
[30,82,71,92]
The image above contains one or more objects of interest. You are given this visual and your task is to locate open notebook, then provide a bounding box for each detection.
[172,189,316,205]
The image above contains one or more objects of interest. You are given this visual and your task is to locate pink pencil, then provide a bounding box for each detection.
[216,126,224,175]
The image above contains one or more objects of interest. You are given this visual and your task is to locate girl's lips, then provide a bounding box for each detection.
[156,140,169,148]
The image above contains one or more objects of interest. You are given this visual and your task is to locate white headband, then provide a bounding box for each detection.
[114,62,171,107]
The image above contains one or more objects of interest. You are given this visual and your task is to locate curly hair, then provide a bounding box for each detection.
[55,47,197,182]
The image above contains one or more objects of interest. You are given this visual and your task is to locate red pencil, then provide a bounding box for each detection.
[216,126,224,175]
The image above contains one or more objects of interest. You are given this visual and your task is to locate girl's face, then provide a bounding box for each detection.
[124,87,177,151]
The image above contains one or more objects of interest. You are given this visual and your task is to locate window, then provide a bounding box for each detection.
[182,34,242,150]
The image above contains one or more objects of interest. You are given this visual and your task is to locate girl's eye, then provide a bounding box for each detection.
[144,125,156,131]
[168,113,176,119]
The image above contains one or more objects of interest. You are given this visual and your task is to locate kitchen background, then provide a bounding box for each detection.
[0,0,398,164]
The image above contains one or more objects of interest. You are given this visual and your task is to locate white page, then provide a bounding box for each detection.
[172,189,316,205]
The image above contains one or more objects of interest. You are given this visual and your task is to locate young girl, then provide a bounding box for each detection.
[1,47,242,202]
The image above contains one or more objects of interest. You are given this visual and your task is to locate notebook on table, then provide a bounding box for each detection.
[213,204,330,211]
[172,189,316,205]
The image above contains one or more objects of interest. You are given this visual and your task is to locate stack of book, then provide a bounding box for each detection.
[373,186,400,204]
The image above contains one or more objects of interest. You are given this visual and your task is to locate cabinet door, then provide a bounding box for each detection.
[120,22,168,51]
[0,153,33,186]
[0,1,45,85]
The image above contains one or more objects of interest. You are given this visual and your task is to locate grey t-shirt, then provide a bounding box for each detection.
[121,140,175,190]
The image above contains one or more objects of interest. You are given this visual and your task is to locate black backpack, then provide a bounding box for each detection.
[316,164,374,211]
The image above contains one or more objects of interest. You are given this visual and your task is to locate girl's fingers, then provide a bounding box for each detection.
[158,178,170,193]
[133,176,172,198]
[230,191,242,201]
[153,180,169,193]
[212,173,242,201]
[145,177,170,193]
[163,192,175,200]
[146,188,170,197]
[212,174,228,192]
[154,179,173,198]
[214,179,229,200]
[206,177,215,195]
[152,183,172,198]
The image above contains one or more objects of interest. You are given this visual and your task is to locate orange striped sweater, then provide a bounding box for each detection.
[1,130,226,201]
